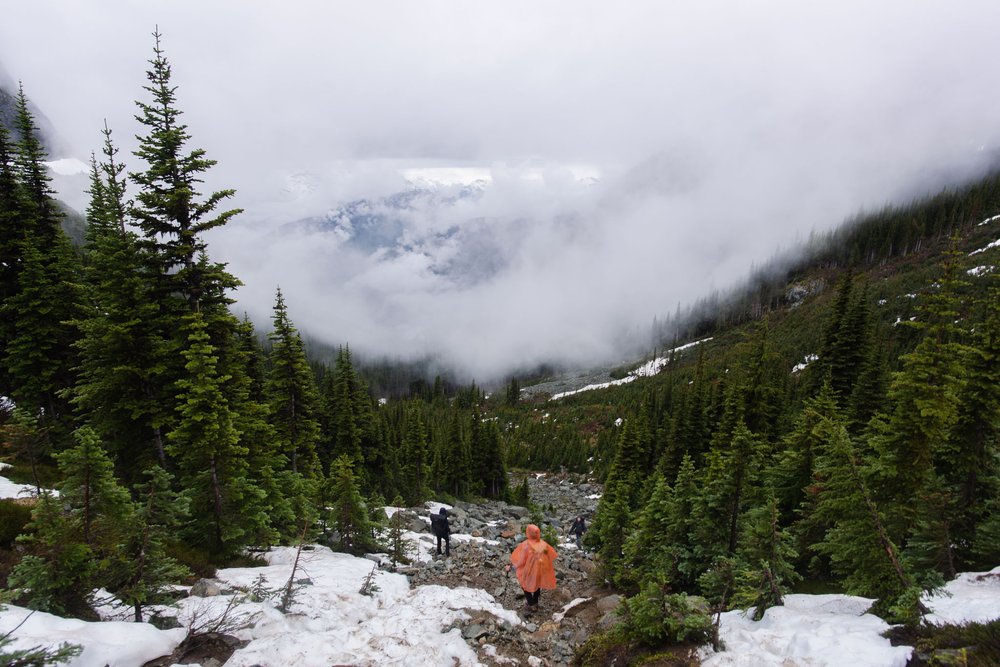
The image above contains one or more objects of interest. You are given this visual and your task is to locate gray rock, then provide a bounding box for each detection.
[596,594,622,612]
[506,505,531,518]
[190,579,222,597]
[462,624,489,640]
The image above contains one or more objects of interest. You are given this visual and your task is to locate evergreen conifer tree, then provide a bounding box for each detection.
[1,86,83,444]
[73,125,168,476]
[812,418,923,620]
[168,311,268,556]
[264,288,322,478]
[691,421,761,563]
[328,454,372,555]
[732,494,801,621]
[442,411,471,497]
[7,493,94,617]
[870,247,971,546]
[114,465,190,622]
[130,30,241,314]
[400,405,431,504]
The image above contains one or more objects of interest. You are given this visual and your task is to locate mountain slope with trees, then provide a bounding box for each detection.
[0,29,998,665]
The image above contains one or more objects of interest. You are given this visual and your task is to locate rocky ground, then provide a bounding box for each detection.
[394,472,619,666]
[149,472,613,667]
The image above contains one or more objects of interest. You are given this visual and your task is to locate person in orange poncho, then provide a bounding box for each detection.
[506,524,558,612]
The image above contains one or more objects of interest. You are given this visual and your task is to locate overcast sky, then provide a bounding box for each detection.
[3,1,1000,380]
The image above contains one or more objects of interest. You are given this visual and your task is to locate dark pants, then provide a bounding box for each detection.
[436,534,450,556]
[525,589,540,606]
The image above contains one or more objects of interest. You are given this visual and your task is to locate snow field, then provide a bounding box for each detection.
[0,606,186,667]
[701,594,912,666]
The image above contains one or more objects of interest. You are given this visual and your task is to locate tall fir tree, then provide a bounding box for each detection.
[264,288,321,478]
[167,311,268,556]
[870,246,971,545]
[327,454,373,555]
[1,85,83,444]
[74,124,169,477]
[400,405,431,504]
[812,417,922,620]
[130,30,241,314]
[0,123,22,395]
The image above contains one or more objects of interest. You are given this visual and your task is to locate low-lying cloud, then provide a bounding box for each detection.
[3,1,1000,379]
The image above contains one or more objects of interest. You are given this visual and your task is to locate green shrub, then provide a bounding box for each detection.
[541,523,560,547]
[0,500,33,548]
[618,579,713,647]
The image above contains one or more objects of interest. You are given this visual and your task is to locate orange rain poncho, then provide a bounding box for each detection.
[510,524,558,592]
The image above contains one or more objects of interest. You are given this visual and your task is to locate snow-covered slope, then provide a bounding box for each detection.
[2,464,998,667]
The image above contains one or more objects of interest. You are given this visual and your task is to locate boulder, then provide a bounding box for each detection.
[189,579,222,597]
[506,505,531,519]
[595,594,622,613]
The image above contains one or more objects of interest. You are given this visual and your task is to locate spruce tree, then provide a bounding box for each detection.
[130,30,241,314]
[732,494,800,621]
[620,472,673,590]
[328,454,372,555]
[812,417,923,621]
[11,84,63,244]
[264,288,321,477]
[937,281,1000,569]
[1,85,83,444]
[385,495,411,567]
[168,311,268,556]
[74,125,168,476]
[870,247,971,547]
[691,420,762,563]
[6,493,94,617]
[2,235,82,442]
[0,124,22,395]
[400,405,431,504]
[114,465,190,622]
[55,427,133,551]
[442,411,471,497]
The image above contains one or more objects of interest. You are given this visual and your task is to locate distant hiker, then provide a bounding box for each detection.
[430,507,451,556]
[568,516,586,549]
[506,524,558,613]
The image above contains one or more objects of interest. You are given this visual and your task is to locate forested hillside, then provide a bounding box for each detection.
[0,30,998,652]
[0,35,510,623]
[543,170,1000,630]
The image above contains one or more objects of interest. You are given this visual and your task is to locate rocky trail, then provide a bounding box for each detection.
[395,473,617,666]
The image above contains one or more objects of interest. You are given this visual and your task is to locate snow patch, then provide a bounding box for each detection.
[0,605,186,667]
[701,594,911,667]
[979,213,1000,226]
[552,338,712,400]
[552,597,590,623]
[923,565,1000,625]
[970,238,1000,256]
[791,353,819,374]
[967,265,994,277]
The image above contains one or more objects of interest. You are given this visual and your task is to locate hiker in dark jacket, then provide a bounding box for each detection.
[568,516,586,549]
[430,507,451,556]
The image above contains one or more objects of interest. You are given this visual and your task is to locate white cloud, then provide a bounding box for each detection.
[4,1,1000,378]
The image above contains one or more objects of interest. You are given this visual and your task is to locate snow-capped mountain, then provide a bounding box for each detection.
[276,182,523,287]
